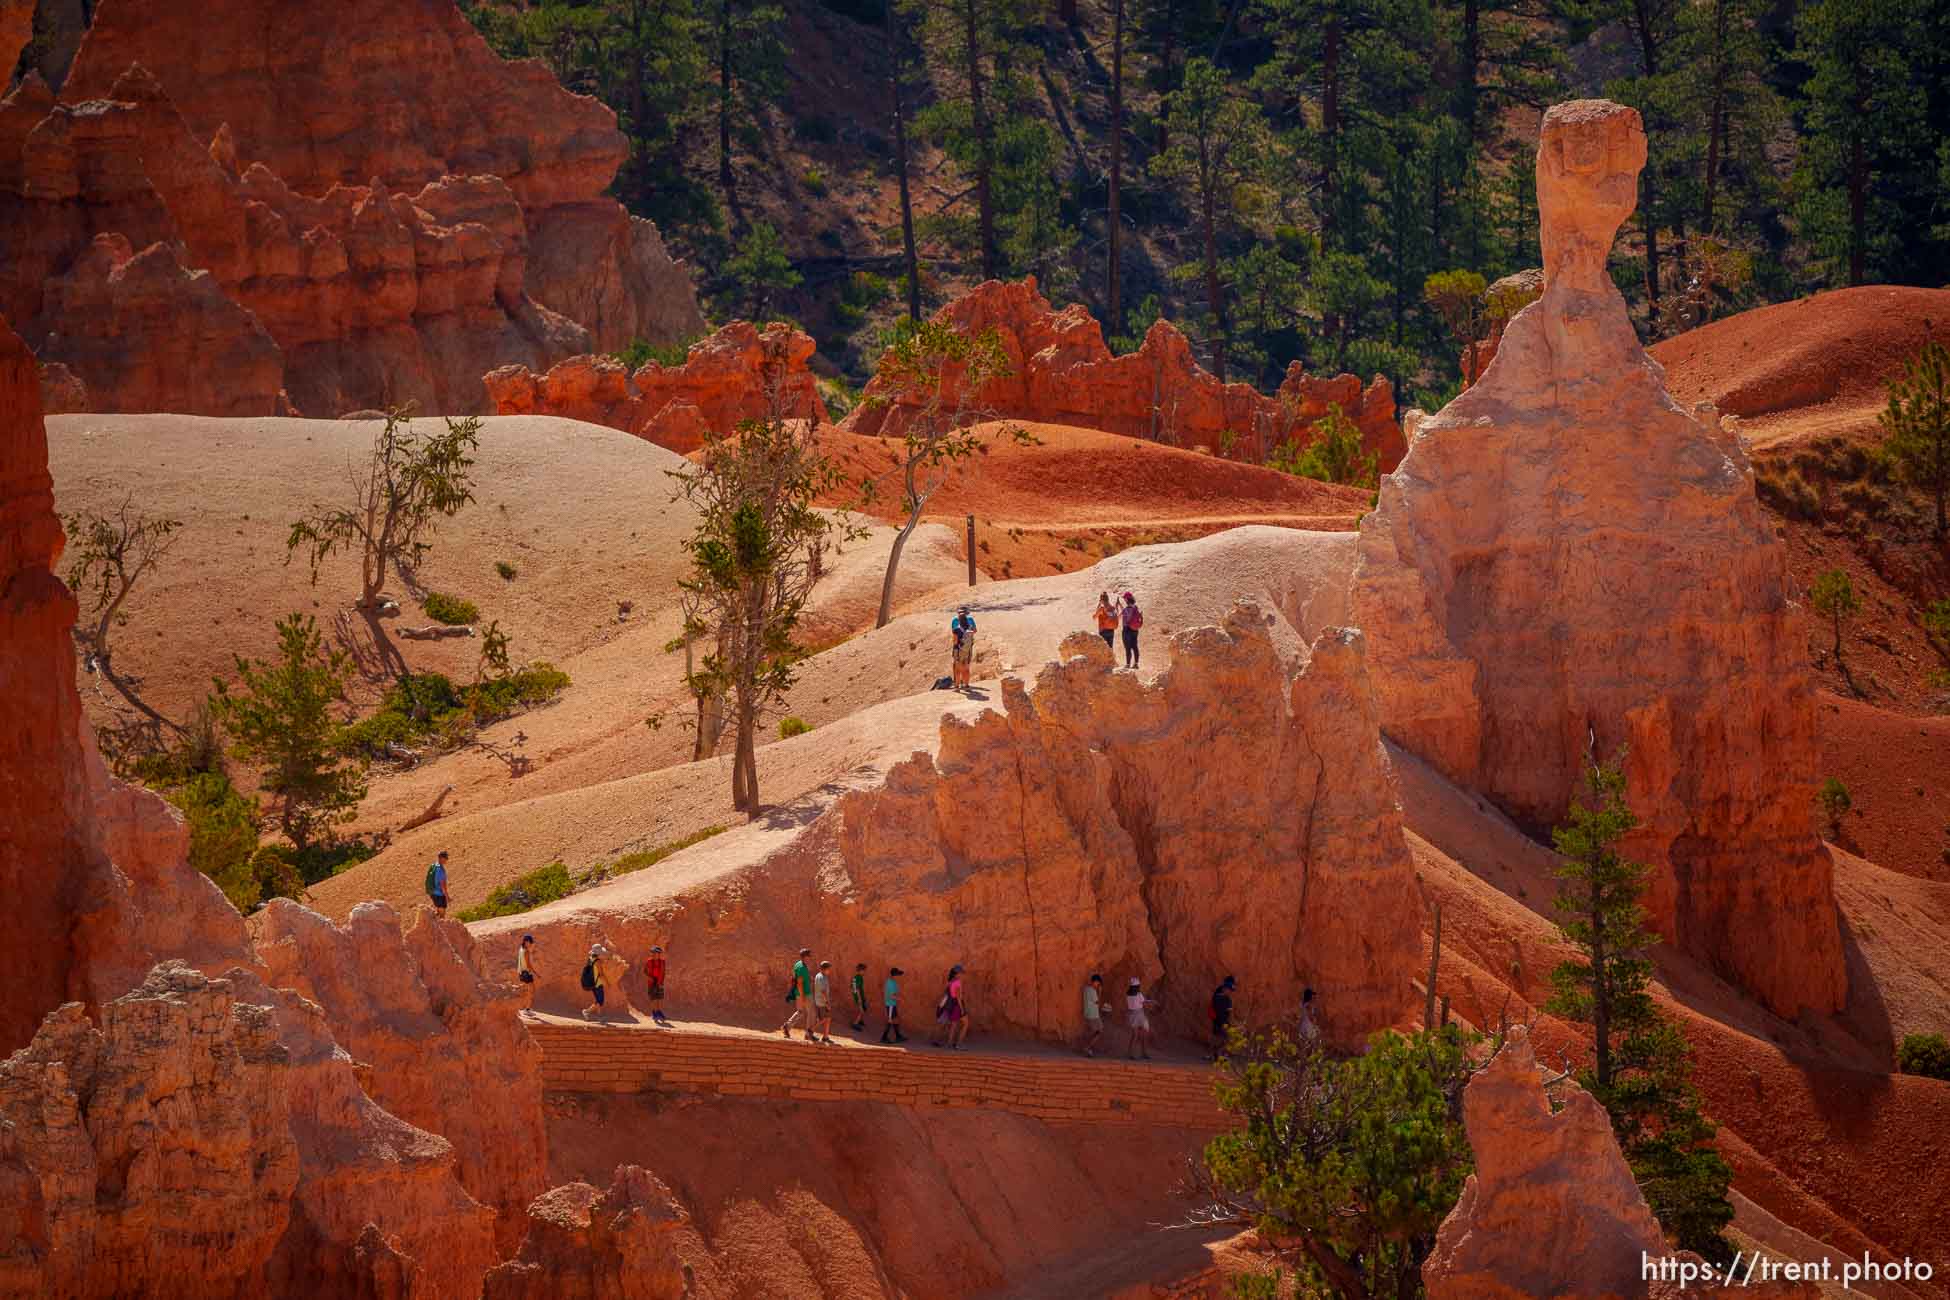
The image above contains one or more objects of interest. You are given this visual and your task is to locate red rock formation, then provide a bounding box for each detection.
[484,320,828,452]
[1424,1030,1816,1300]
[482,1166,692,1300]
[0,964,299,1297]
[491,605,1422,1051]
[38,359,89,412]
[0,304,538,1296]
[839,277,1402,471]
[36,234,288,416]
[62,0,702,352]
[1349,100,1844,1019]
[0,313,89,1049]
[0,0,31,77]
[252,901,548,1253]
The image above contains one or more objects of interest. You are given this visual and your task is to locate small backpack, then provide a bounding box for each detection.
[579,961,596,991]
[784,973,798,1003]
[1127,606,1144,630]
[424,862,440,895]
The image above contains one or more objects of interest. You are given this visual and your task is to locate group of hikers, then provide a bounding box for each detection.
[942,589,1145,691]
[523,932,1321,1064]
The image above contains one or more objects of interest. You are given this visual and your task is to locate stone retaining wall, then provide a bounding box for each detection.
[529,1021,1229,1130]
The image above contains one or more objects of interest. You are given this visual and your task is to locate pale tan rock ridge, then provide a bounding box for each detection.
[1349,99,1845,1018]
[481,604,1422,1052]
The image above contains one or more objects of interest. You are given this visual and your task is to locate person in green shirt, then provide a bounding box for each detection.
[780,946,815,1039]
[849,962,869,1032]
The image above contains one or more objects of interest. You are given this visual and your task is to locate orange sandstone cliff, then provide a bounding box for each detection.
[1349,100,1845,1019]
[839,276,1405,471]
[0,0,701,416]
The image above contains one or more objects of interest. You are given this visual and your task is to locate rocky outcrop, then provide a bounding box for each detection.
[492,605,1422,1050]
[0,0,31,79]
[37,359,89,412]
[0,306,533,1296]
[1424,1031,1816,1300]
[0,964,298,1298]
[484,320,827,452]
[482,1166,692,1300]
[1349,100,1844,1019]
[0,0,700,415]
[252,901,548,1252]
[62,0,702,351]
[1461,268,1544,381]
[839,277,1402,471]
[36,233,288,416]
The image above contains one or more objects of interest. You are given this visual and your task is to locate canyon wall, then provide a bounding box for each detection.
[488,609,1423,1051]
[0,306,544,1296]
[1349,100,1844,1019]
[0,0,700,416]
[839,277,1404,471]
[484,320,828,453]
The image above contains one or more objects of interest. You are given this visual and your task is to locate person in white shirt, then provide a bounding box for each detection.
[1079,973,1106,1057]
[813,960,835,1044]
[1125,978,1156,1060]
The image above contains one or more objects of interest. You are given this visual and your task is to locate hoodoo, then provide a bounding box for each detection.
[1350,100,1846,1018]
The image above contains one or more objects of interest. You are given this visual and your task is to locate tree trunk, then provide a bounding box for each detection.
[718,0,735,213]
[1846,114,1867,286]
[1201,187,1226,382]
[1156,0,1178,151]
[887,0,922,319]
[1631,0,1661,316]
[876,509,923,628]
[1701,0,1726,234]
[732,706,758,812]
[1107,0,1125,333]
[1321,16,1341,248]
[964,0,997,280]
[1461,0,1480,147]
[1591,927,1612,1088]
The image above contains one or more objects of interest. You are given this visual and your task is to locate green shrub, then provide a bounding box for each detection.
[457,861,575,921]
[605,825,728,879]
[423,592,479,625]
[495,560,517,580]
[801,164,829,195]
[778,715,813,739]
[1896,1032,1950,1080]
[170,772,264,912]
[614,332,702,371]
[339,666,568,759]
[1816,777,1852,836]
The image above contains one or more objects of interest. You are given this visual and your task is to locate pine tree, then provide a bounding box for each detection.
[1545,752,1734,1260]
[707,0,786,217]
[211,614,368,856]
[1151,56,1269,381]
[1881,332,1950,535]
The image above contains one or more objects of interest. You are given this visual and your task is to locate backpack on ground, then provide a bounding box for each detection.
[579,961,596,991]
[931,675,954,690]
[1127,607,1144,630]
[424,862,439,896]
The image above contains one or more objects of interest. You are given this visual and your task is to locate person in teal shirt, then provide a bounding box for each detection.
[879,967,907,1043]
[780,946,815,1039]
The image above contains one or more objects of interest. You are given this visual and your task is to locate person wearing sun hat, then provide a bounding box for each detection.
[643,945,669,1026]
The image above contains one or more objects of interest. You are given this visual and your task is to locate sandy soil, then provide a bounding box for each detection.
[311,524,1359,918]
[1650,285,1950,449]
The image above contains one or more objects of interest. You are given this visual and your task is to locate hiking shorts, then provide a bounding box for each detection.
[1099,628,1115,649]
[592,986,605,1006]
[647,979,665,1001]
[953,639,973,665]
[430,893,447,910]
[519,970,535,984]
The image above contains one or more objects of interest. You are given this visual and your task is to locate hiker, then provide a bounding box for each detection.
[1118,592,1143,670]
[950,606,978,690]
[1124,977,1156,1060]
[643,946,669,1026]
[1297,986,1320,1044]
[780,947,815,1039]
[880,966,907,1043]
[850,962,870,1032]
[932,964,969,1049]
[1094,592,1118,652]
[1210,975,1237,1061]
[1079,973,1106,1057]
[813,960,837,1044]
[516,934,537,1005]
[579,944,610,1021]
[425,850,450,916]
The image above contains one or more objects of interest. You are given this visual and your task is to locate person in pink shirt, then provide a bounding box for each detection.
[931,964,970,1050]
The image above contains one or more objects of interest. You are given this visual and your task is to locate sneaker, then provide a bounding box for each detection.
[781,1027,791,1038]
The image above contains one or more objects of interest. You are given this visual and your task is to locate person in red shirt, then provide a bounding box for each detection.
[643,946,669,1026]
